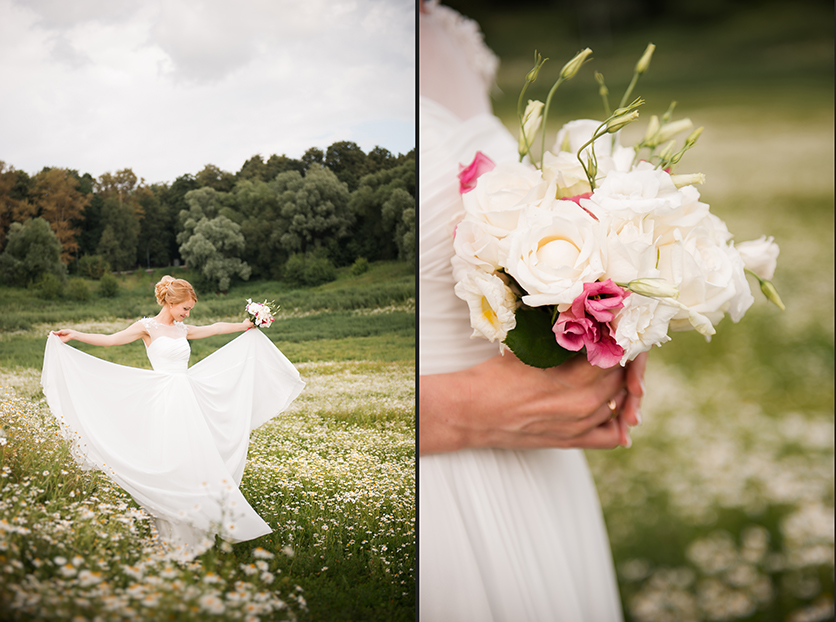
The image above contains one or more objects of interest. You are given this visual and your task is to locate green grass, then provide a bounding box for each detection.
[0,260,415,621]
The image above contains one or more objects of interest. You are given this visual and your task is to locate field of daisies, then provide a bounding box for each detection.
[0,261,415,621]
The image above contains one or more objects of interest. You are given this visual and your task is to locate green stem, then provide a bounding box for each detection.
[539,76,565,169]
[618,71,640,111]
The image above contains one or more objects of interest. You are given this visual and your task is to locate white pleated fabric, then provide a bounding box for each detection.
[419,4,623,620]
[41,326,305,559]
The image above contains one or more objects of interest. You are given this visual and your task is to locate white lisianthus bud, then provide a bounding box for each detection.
[519,100,545,156]
[560,48,592,80]
[642,115,660,144]
[684,126,704,147]
[635,43,656,74]
[607,110,639,133]
[658,140,676,162]
[670,173,705,188]
[594,71,608,97]
[661,297,716,338]
[657,118,694,143]
[622,278,680,298]
[759,280,785,311]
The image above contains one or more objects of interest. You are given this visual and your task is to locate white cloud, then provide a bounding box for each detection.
[0,0,414,184]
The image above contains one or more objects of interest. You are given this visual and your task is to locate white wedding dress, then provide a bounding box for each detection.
[41,322,305,559]
[419,3,623,620]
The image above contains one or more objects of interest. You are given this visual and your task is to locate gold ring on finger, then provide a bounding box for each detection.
[607,399,618,420]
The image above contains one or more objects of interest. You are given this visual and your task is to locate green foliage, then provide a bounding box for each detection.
[303,254,337,287]
[98,273,119,298]
[66,277,91,302]
[178,188,251,292]
[136,186,172,268]
[276,165,352,257]
[325,140,368,191]
[282,252,337,288]
[33,272,65,300]
[0,217,67,287]
[348,157,415,263]
[77,254,110,280]
[505,307,577,368]
[97,196,140,271]
[351,256,370,276]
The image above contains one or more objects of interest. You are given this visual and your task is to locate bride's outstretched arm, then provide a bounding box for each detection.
[186,319,253,340]
[419,352,647,455]
[52,321,147,346]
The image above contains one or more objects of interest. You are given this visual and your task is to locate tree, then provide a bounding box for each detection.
[347,156,415,262]
[98,197,140,271]
[366,146,398,172]
[265,154,305,179]
[136,185,172,268]
[32,167,91,263]
[196,164,235,192]
[237,155,269,182]
[0,217,67,286]
[235,179,286,279]
[0,162,34,252]
[159,174,200,263]
[95,169,143,271]
[177,187,250,291]
[275,165,352,259]
[302,147,324,171]
[325,141,367,192]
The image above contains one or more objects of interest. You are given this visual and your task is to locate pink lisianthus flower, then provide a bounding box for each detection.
[553,306,625,368]
[571,279,630,322]
[458,151,495,194]
[552,279,629,368]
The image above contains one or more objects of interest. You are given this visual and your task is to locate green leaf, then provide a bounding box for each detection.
[504,306,577,368]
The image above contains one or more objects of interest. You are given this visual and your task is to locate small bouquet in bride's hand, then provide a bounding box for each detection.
[245,298,277,328]
[453,45,784,369]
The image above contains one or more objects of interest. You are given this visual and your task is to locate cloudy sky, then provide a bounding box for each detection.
[0,0,415,184]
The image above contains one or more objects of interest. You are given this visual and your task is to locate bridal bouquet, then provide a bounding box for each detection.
[453,45,783,369]
[245,298,277,328]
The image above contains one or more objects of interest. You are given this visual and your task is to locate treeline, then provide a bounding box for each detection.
[0,141,415,292]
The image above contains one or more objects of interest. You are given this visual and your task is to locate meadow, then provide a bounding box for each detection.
[448,1,834,620]
[0,261,415,621]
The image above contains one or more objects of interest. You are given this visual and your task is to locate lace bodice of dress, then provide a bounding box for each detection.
[140,317,190,373]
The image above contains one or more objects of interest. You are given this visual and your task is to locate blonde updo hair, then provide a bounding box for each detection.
[154,276,197,306]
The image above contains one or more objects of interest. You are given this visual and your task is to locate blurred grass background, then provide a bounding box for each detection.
[437,1,833,620]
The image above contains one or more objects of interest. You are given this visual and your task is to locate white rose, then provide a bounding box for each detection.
[658,223,754,334]
[505,203,607,307]
[585,167,686,218]
[454,269,517,345]
[462,161,545,239]
[548,120,636,198]
[542,151,592,198]
[613,295,679,363]
[553,119,614,157]
[452,218,509,273]
[602,220,659,284]
[736,235,780,281]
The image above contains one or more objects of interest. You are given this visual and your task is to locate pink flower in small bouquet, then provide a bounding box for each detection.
[553,280,629,368]
[245,298,276,328]
[458,151,495,194]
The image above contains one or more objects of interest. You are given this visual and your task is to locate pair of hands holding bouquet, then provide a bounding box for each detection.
[421,44,782,455]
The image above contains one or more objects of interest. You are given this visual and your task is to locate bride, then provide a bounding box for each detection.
[43,275,305,559]
[419,2,646,619]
